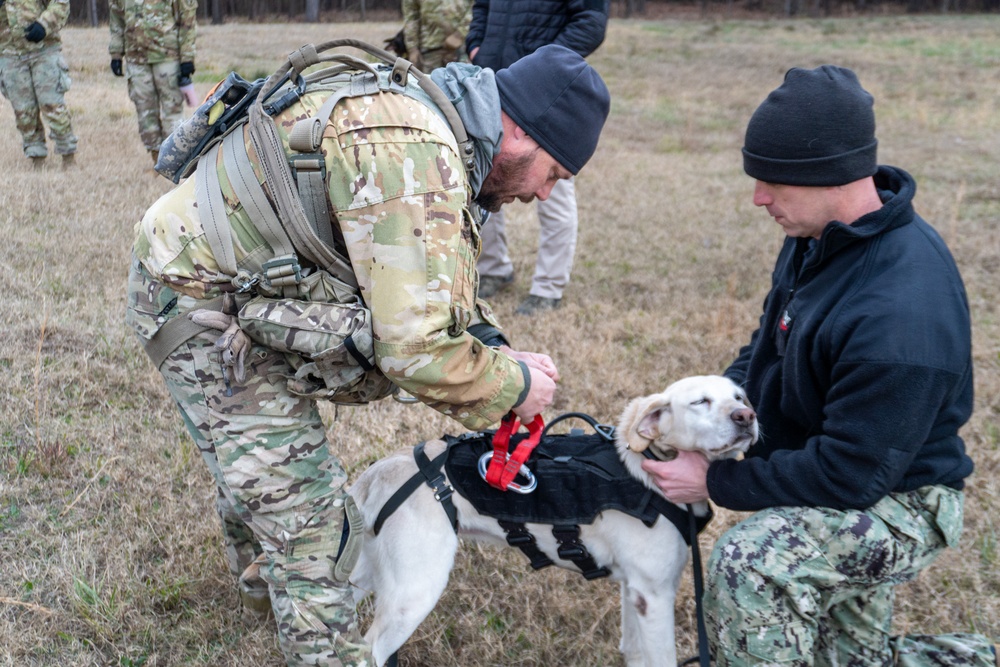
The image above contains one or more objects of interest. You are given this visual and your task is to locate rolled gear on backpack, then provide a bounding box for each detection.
[155,72,265,182]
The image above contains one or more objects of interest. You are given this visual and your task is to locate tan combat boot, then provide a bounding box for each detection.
[149,149,159,166]
[62,153,76,169]
[30,155,46,170]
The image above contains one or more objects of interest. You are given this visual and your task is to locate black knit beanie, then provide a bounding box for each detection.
[495,44,610,175]
[743,65,878,186]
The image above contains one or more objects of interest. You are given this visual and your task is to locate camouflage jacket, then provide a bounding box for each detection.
[0,0,68,57]
[108,0,196,64]
[403,0,471,56]
[131,79,526,430]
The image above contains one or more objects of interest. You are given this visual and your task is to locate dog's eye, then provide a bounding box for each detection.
[691,398,710,406]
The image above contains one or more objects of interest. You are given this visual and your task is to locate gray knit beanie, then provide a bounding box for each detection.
[743,65,878,186]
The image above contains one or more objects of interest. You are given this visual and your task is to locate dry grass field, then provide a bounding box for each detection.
[1,14,999,667]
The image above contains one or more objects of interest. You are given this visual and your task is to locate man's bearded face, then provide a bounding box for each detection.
[475,147,540,213]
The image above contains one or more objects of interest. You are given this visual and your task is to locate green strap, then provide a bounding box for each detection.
[195,143,239,278]
[142,295,226,369]
[220,125,301,298]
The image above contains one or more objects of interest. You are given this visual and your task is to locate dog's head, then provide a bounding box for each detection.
[616,375,758,471]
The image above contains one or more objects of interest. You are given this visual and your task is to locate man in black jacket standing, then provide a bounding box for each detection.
[642,66,997,667]
[467,0,608,315]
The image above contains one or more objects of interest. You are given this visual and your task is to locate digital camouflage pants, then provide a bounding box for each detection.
[0,46,77,158]
[158,331,371,667]
[125,59,184,152]
[705,486,996,667]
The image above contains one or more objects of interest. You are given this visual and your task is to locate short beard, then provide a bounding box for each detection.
[475,148,539,213]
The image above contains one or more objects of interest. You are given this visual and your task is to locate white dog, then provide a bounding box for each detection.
[348,375,758,667]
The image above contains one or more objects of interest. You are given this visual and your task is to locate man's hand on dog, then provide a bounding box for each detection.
[499,347,559,423]
[642,450,710,504]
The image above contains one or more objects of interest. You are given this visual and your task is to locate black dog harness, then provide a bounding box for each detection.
[373,413,713,580]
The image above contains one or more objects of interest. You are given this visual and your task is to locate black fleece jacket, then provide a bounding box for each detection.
[709,166,975,512]
[465,0,608,71]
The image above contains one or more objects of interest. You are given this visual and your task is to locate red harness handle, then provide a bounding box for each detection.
[484,413,545,491]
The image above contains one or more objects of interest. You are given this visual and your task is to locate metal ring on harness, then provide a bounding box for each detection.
[477,451,537,494]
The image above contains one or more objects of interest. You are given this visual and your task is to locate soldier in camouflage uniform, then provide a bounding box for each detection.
[0,0,77,168]
[643,66,998,667]
[125,44,609,666]
[402,0,471,70]
[108,0,196,163]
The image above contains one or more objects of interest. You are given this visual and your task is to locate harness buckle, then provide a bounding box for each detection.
[427,473,454,502]
[288,153,327,181]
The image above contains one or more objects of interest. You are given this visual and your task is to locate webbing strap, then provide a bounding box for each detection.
[497,520,553,570]
[195,143,239,278]
[220,127,300,298]
[373,444,455,535]
[552,525,611,580]
[287,73,380,248]
[142,295,225,369]
[484,414,544,491]
[247,101,358,288]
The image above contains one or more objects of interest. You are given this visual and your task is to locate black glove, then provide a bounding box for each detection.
[179,61,195,77]
[24,21,46,43]
[110,58,123,77]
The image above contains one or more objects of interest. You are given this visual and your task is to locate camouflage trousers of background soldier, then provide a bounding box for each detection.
[0,46,77,159]
[705,486,997,667]
[125,60,184,154]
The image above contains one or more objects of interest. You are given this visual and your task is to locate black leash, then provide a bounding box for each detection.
[684,503,712,667]
[641,448,712,667]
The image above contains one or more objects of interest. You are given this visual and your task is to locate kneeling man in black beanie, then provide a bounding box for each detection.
[643,65,998,667]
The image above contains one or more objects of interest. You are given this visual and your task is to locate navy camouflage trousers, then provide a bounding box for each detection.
[705,486,995,667]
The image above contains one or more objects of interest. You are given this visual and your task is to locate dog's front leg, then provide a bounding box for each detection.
[619,580,645,666]
[621,582,678,667]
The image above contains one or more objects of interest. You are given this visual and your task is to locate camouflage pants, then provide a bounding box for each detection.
[0,47,77,158]
[125,59,184,152]
[704,486,995,667]
[156,330,372,667]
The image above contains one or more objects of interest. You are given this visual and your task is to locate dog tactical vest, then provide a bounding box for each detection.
[444,429,712,539]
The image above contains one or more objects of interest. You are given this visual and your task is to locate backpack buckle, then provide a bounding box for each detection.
[262,254,302,287]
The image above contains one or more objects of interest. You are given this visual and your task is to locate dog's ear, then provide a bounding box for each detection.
[619,395,672,452]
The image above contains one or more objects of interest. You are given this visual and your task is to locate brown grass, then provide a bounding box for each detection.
[2,15,999,667]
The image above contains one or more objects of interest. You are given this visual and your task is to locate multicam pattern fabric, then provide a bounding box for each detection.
[0,0,68,56]
[704,485,996,667]
[124,59,184,150]
[157,329,370,666]
[127,65,528,666]
[108,0,197,65]
[0,45,76,156]
[402,0,471,69]
[133,76,525,429]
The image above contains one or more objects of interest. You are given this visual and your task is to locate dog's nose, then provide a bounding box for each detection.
[731,408,756,427]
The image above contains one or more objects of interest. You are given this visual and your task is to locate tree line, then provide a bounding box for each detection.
[67,0,999,27]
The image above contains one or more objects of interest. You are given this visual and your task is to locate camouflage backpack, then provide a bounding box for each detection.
[147,39,475,403]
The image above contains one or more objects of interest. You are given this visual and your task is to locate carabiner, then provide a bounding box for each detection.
[477,452,537,494]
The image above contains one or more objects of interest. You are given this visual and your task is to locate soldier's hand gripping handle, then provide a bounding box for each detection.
[110,59,123,77]
[188,309,251,384]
